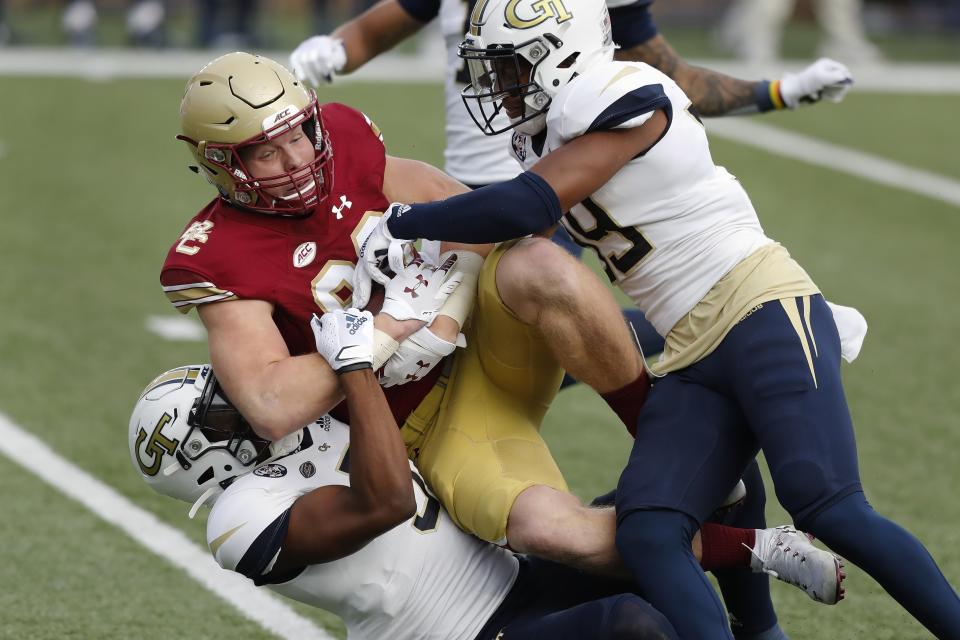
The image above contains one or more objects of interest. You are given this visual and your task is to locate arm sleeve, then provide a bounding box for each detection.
[608,1,657,49]
[386,171,563,243]
[396,0,441,23]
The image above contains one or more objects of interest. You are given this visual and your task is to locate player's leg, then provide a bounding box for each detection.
[495,237,650,433]
[496,236,643,394]
[615,372,759,639]
[400,241,584,551]
[475,556,679,640]
[404,241,650,574]
[731,294,960,635]
[551,225,664,360]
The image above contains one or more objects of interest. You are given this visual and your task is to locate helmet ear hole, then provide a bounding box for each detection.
[557,52,579,69]
[196,466,215,486]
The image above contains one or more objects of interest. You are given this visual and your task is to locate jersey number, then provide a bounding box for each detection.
[337,447,441,533]
[563,197,653,281]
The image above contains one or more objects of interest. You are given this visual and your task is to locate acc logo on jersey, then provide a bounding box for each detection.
[176,221,215,256]
[505,0,572,29]
[253,463,287,478]
[293,242,317,268]
[512,131,527,162]
[299,461,316,478]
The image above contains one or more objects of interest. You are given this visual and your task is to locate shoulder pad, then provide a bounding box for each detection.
[548,62,672,142]
[207,480,296,578]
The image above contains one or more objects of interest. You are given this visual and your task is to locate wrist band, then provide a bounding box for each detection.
[372,329,400,370]
[754,80,785,112]
[336,362,373,375]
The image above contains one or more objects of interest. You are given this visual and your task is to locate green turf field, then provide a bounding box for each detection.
[0,75,957,639]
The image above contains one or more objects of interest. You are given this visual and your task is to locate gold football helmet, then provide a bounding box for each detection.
[178,52,333,216]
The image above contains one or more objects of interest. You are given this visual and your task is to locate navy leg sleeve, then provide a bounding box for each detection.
[616,509,734,639]
[808,492,960,639]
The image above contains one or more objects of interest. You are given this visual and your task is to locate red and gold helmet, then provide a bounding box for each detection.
[178,52,333,216]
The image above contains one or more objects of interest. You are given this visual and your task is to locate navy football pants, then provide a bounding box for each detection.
[615,294,960,638]
[474,555,678,640]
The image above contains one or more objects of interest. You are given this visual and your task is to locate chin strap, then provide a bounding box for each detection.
[189,486,220,520]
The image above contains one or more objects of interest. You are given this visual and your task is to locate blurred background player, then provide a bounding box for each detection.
[289,0,854,362]
[61,0,166,47]
[718,0,883,64]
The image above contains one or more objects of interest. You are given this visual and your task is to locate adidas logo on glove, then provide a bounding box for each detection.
[344,312,368,335]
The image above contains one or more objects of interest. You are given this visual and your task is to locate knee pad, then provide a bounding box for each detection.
[608,595,679,640]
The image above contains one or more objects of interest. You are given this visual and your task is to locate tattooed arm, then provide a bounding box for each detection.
[615,34,758,116]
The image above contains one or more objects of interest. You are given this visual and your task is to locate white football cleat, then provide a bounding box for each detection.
[750,525,846,605]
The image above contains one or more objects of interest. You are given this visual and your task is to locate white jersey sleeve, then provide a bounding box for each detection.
[549,66,670,142]
[207,418,518,640]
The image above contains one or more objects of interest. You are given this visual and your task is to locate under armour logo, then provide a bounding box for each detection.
[318,443,330,452]
[405,360,430,381]
[331,194,352,219]
[403,274,428,298]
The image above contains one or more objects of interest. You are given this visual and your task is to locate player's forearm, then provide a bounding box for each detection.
[617,35,758,116]
[333,0,424,74]
[213,351,343,441]
[341,369,416,517]
[387,172,562,243]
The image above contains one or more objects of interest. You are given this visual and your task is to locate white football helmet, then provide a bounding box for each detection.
[128,365,272,510]
[459,0,614,135]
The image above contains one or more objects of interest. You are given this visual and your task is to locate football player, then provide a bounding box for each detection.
[351,1,960,637]
[128,310,839,639]
[128,348,678,639]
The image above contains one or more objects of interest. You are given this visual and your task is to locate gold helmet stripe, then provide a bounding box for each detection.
[469,0,492,36]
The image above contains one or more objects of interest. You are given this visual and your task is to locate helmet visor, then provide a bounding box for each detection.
[459,40,548,136]
[186,374,269,464]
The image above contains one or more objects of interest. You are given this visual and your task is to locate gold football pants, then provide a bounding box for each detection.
[400,241,568,543]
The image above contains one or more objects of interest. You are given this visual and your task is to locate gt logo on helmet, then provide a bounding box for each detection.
[505,0,573,29]
[135,412,180,477]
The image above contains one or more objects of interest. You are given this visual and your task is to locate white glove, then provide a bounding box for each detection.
[380,327,466,387]
[825,301,867,363]
[382,253,464,324]
[352,203,415,310]
[311,308,374,374]
[290,35,348,86]
[779,58,853,109]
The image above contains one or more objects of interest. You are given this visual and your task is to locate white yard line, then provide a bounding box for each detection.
[1,48,959,93]
[0,411,334,640]
[146,314,206,341]
[707,118,960,209]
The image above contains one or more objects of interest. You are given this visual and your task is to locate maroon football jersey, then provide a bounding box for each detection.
[161,103,442,424]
